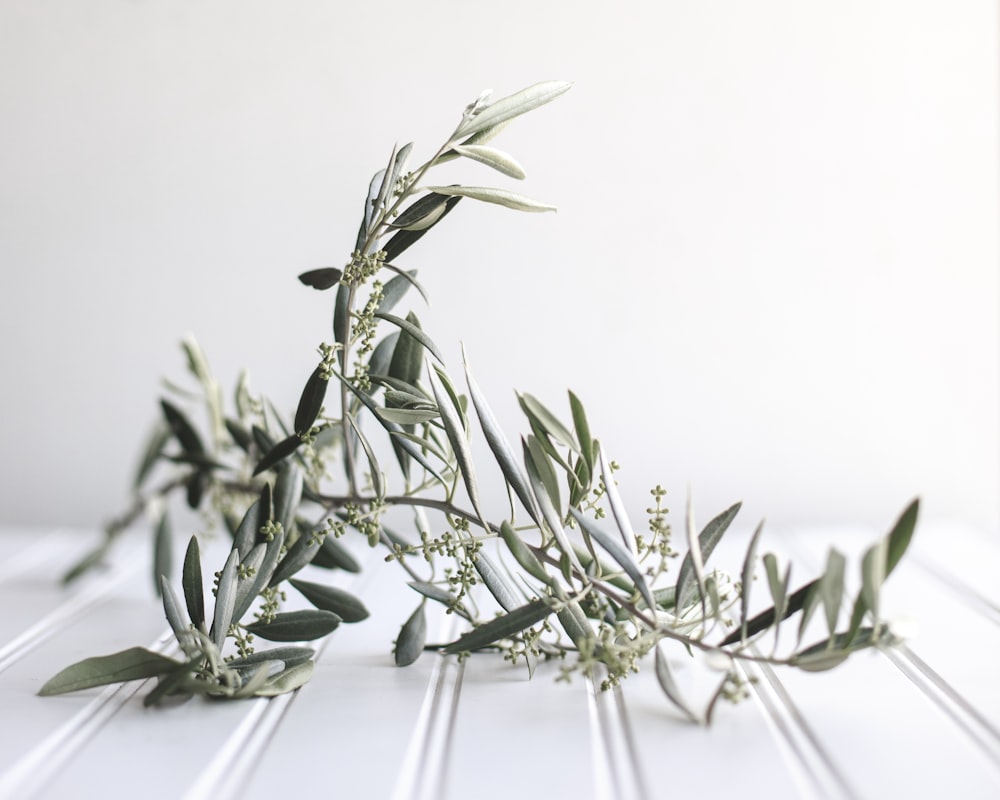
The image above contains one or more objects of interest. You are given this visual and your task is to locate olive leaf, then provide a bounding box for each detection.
[424,185,556,213]
[39,648,182,696]
[394,603,427,667]
[245,610,342,642]
[290,579,369,623]
[441,599,553,656]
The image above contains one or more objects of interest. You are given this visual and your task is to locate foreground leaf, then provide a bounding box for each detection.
[245,610,342,642]
[395,604,427,666]
[289,579,370,622]
[39,648,182,696]
[441,599,553,655]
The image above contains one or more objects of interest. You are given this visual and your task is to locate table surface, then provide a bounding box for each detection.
[0,518,997,800]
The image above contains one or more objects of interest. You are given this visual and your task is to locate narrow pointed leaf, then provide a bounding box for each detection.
[819,549,847,637]
[376,407,440,425]
[160,399,205,455]
[655,644,701,724]
[346,413,384,499]
[429,365,485,523]
[456,80,572,138]
[378,269,421,316]
[499,521,552,586]
[39,648,183,696]
[425,185,556,213]
[253,434,301,476]
[441,599,553,655]
[210,549,240,649]
[273,463,303,536]
[675,501,742,610]
[739,520,765,643]
[159,577,189,641]
[570,508,656,613]
[312,535,361,573]
[518,393,578,452]
[153,512,172,593]
[382,196,462,263]
[473,550,519,612]
[134,423,170,490]
[450,144,526,179]
[597,442,637,557]
[719,578,821,647]
[395,604,427,666]
[255,661,315,696]
[375,312,445,364]
[182,536,206,630]
[294,366,328,435]
[232,528,286,621]
[388,191,453,231]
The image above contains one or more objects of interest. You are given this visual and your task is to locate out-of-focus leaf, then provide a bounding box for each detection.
[739,520,764,643]
[289,579,369,623]
[425,185,556,213]
[570,508,656,613]
[225,418,252,452]
[860,537,888,625]
[655,643,701,724]
[450,144,526,179]
[160,399,205,455]
[298,267,343,291]
[465,357,540,525]
[382,196,461,263]
[134,423,170,490]
[441,599,553,655]
[556,601,593,650]
[159,578,189,642]
[719,578,820,647]
[394,604,427,666]
[184,470,208,510]
[153,512,172,593]
[375,311,444,364]
[408,581,463,613]
[791,627,880,671]
[273,463,303,535]
[456,80,572,138]
[675,502,742,611]
[182,535,206,630]
[245,610,341,642]
[253,434,301,476]
[39,647,183,696]
[294,366,328,435]
[210,549,240,649]
[818,548,847,638]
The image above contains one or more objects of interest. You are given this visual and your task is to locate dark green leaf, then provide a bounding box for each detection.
[408,581,463,612]
[253,434,301,476]
[134,423,170,490]
[375,312,444,364]
[333,283,351,355]
[39,647,182,696]
[185,470,208,510]
[269,529,323,588]
[394,604,427,666]
[441,599,553,655]
[298,267,343,291]
[294,366,328,435]
[245,610,341,642]
[273,463,304,535]
[290,579,369,622]
[160,399,205,455]
[388,191,453,231]
[182,536,206,630]
[719,578,820,647]
[312,535,361,573]
[382,196,461,263]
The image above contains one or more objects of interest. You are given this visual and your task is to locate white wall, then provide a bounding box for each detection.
[1,0,996,536]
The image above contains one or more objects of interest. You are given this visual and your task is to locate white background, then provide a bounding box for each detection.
[0,0,996,536]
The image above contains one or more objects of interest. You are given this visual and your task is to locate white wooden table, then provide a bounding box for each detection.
[0,520,997,799]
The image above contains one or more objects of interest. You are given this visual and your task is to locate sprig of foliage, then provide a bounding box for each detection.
[43,82,919,720]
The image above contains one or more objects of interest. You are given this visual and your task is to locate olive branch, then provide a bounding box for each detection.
[41,81,918,724]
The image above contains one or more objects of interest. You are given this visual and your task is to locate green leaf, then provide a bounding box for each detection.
[517,393,579,452]
[134,423,170,490]
[388,192,454,232]
[255,661,315,697]
[294,366,328,435]
[425,185,556,213]
[499,521,552,587]
[159,577,189,642]
[375,311,445,364]
[654,644,701,724]
[153,512,172,593]
[226,646,315,672]
[233,490,267,559]
[886,498,919,575]
[298,267,343,291]
[333,283,351,352]
[450,144,526,179]
[376,407,440,425]
[675,502,742,611]
[210,549,240,649]
[273,463,303,537]
[395,604,427,666]
[597,443,637,556]
[860,537,888,625]
[441,599,553,655]
[232,527,286,622]
[523,434,562,512]
[289,579,369,623]
[791,627,881,672]
[269,529,323,588]
[378,269,423,316]
[739,520,765,644]
[465,357,540,525]
[382,197,462,263]
[346,413,384,500]
[719,578,821,647]
[39,647,182,696]
[429,365,486,524]
[456,80,572,138]
[253,434,301,476]
[569,508,656,613]
[245,610,341,642]
[556,601,593,650]
[160,399,205,455]
[473,550,519,613]
[568,391,595,475]
[818,549,847,638]
[182,536,206,630]
[312,535,361,573]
